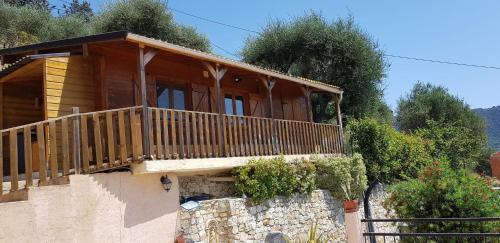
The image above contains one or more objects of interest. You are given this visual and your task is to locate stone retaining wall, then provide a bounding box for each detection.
[177,185,395,243]
[178,176,235,199]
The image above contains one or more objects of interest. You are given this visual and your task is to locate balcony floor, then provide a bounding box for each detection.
[131,153,339,175]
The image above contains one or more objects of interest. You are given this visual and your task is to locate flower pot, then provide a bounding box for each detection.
[343,199,359,213]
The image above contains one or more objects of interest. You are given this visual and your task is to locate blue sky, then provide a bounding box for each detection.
[52,0,500,109]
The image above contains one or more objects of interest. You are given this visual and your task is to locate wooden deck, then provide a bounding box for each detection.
[1,106,343,195]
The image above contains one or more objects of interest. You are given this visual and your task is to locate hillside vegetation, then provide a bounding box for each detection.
[474,106,500,150]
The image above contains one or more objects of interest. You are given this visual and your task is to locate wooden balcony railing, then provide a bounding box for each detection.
[1,106,343,195]
[146,107,343,159]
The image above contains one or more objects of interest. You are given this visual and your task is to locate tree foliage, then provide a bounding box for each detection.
[415,120,487,170]
[396,82,486,139]
[386,161,500,234]
[1,0,210,52]
[4,0,49,10]
[94,0,210,52]
[347,118,433,183]
[63,0,93,21]
[242,13,389,123]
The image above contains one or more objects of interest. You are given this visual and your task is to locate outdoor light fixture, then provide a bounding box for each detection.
[234,77,242,83]
[160,175,173,192]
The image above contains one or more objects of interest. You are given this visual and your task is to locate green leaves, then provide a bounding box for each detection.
[1,0,210,52]
[232,156,315,204]
[241,13,389,123]
[315,154,368,200]
[347,118,433,183]
[386,162,500,233]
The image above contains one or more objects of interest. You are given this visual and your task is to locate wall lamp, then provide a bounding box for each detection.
[160,175,173,192]
[234,77,242,83]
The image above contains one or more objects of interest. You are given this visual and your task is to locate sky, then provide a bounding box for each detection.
[52,0,500,109]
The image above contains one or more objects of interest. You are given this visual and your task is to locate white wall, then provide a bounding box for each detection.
[0,172,180,243]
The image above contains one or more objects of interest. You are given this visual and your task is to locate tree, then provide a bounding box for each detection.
[94,0,210,52]
[415,120,487,170]
[242,13,389,123]
[396,82,486,137]
[4,0,50,10]
[63,0,93,21]
[386,161,499,234]
[0,2,92,48]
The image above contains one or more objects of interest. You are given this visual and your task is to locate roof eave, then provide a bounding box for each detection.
[125,33,342,94]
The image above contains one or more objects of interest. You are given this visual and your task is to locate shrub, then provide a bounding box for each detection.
[415,120,488,170]
[385,161,500,233]
[314,154,368,200]
[348,118,433,183]
[232,156,316,203]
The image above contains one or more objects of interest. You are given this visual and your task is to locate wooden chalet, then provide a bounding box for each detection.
[0,31,344,195]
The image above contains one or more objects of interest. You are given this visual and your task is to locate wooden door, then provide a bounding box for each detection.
[282,98,294,120]
[249,94,265,117]
[192,84,210,112]
[293,97,308,121]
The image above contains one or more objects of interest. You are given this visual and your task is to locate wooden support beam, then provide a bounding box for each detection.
[260,76,277,154]
[138,47,150,158]
[333,92,344,152]
[300,86,314,122]
[203,62,227,156]
[144,48,158,65]
[0,84,3,129]
[82,44,89,57]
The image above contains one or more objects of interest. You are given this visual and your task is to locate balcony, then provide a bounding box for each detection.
[1,106,343,196]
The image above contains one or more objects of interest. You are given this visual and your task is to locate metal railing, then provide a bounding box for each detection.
[362,218,500,243]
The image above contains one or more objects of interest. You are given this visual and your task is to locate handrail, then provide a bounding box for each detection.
[1,106,343,196]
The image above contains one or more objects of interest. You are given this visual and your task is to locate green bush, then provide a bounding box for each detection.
[232,156,316,204]
[314,154,368,200]
[347,118,433,183]
[386,161,500,233]
[415,120,488,170]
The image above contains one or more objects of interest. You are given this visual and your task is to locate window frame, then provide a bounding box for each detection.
[156,81,187,110]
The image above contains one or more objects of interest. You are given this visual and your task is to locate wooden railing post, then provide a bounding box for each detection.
[333,93,344,153]
[72,107,81,174]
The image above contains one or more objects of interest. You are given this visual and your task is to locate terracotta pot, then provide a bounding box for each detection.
[343,199,359,213]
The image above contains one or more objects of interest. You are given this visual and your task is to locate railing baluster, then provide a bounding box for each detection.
[265,119,272,155]
[227,116,234,157]
[61,119,70,175]
[106,112,116,165]
[147,109,154,158]
[238,117,244,156]
[155,109,163,159]
[117,110,127,163]
[36,124,47,183]
[49,121,58,178]
[191,112,198,158]
[9,130,18,191]
[170,110,177,158]
[178,111,185,159]
[202,113,209,158]
[92,113,103,170]
[185,112,191,158]
[247,117,254,156]
[222,115,228,157]
[23,126,33,187]
[233,116,240,157]
[129,108,139,161]
[210,114,217,157]
[162,110,170,159]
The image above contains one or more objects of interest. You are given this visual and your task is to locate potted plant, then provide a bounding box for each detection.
[315,154,368,212]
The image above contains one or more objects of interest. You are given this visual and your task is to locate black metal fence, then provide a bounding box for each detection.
[362,218,500,243]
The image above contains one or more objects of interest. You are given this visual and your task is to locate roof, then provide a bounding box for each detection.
[0,53,70,78]
[0,31,342,94]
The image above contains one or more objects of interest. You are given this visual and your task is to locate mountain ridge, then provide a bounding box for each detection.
[474,106,500,151]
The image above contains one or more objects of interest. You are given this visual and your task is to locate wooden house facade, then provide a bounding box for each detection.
[0,32,344,195]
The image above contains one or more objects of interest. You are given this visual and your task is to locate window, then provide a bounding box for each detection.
[224,94,245,116]
[156,83,186,110]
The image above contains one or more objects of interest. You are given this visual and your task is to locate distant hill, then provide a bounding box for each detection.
[474,106,500,151]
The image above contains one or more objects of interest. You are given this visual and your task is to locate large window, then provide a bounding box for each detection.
[157,83,186,110]
[224,94,244,116]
